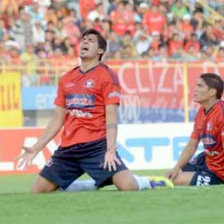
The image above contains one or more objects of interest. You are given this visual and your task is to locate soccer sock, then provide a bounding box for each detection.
[133,175,152,190]
[62,179,97,192]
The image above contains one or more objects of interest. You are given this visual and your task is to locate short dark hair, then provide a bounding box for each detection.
[200,73,224,99]
[81,28,107,61]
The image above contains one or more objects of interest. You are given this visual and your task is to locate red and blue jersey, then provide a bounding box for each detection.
[191,100,224,180]
[54,63,121,147]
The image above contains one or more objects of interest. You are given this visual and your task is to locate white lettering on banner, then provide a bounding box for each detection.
[0,162,14,171]
[135,62,150,93]
[118,62,184,95]
[119,95,141,122]
[173,64,183,93]
[119,62,137,94]
[157,64,170,93]
[147,62,156,92]
[36,89,56,109]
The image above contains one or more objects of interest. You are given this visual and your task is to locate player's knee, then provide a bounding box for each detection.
[112,170,139,191]
[32,176,58,194]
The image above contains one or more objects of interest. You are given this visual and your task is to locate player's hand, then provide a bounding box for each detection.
[165,168,179,181]
[15,146,39,169]
[103,150,121,172]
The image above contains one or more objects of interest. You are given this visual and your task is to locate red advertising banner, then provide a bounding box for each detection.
[107,61,224,122]
[0,128,60,175]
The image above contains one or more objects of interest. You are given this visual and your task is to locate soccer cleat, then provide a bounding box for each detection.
[149,176,174,189]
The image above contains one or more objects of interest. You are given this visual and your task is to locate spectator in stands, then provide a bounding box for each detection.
[143,4,167,35]
[134,30,151,56]
[184,33,200,53]
[123,2,136,35]
[26,2,45,26]
[11,9,33,50]
[7,46,21,68]
[190,9,205,38]
[171,0,189,19]
[110,1,127,36]
[150,31,162,53]
[55,20,67,40]
[122,44,137,59]
[107,30,120,58]
[45,6,58,26]
[213,20,224,42]
[182,45,200,61]
[63,17,81,46]
[120,31,137,56]
[32,21,45,45]
[200,45,215,61]
[87,3,107,22]
[216,46,224,61]
[181,14,194,40]
[147,47,161,61]
[200,23,219,48]
[168,33,183,57]
[20,44,38,86]
[101,19,111,39]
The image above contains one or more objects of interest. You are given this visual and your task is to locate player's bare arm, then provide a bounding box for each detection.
[17,106,66,168]
[166,138,199,180]
[104,104,121,171]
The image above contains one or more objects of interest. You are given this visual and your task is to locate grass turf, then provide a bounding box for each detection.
[0,170,223,224]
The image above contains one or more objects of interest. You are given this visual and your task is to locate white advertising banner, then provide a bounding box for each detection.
[117,122,202,170]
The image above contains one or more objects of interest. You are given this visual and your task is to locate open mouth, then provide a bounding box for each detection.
[81,46,89,52]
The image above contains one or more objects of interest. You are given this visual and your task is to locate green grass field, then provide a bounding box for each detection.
[0,170,223,224]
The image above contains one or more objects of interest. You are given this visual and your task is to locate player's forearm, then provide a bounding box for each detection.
[106,123,118,151]
[106,105,118,151]
[33,108,65,152]
[174,141,197,170]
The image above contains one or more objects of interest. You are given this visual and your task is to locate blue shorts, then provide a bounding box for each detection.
[40,138,127,189]
[182,152,224,186]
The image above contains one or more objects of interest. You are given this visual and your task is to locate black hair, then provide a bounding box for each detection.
[200,73,224,99]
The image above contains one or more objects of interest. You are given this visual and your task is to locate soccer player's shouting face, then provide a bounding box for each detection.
[79,34,104,60]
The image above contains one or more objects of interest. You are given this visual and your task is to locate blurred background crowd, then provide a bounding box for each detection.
[0,0,224,85]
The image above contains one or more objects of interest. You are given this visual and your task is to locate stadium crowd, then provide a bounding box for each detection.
[0,0,224,85]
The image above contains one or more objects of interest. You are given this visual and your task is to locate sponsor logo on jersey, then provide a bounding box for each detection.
[67,109,93,118]
[201,134,217,148]
[66,94,95,109]
[84,79,95,88]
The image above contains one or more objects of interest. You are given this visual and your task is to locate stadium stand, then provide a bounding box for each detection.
[0,0,224,86]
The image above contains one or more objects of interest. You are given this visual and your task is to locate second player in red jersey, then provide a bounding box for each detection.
[166,73,224,186]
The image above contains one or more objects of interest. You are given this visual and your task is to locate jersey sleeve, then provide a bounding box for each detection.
[54,77,66,107]
[101,68,121,105]
[218,109,224,143]
[190,110,201,140]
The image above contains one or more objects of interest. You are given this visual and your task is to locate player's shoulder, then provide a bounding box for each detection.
[59,66,80,80]
[214,100,224,117]
[98,63,119,85]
